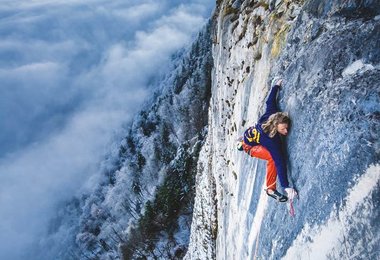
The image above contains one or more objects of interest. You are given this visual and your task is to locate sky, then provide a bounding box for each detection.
[0,0,214,259]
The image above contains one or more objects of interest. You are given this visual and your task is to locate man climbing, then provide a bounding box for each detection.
[237,79,297,202]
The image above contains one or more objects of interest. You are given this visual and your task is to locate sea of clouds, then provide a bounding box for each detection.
[0,0,214,259]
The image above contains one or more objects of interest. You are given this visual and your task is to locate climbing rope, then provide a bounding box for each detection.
[289,199,295,217]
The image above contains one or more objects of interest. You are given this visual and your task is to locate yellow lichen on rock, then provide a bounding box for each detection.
[271,23,291,58]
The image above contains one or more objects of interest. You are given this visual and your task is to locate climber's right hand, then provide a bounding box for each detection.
[285,187,297,200]
[275,79,283,87]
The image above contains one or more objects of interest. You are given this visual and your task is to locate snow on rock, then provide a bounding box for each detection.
[284,164,380,260]
[342,60,375,77]
[184,137,217,260]
[187,0,305,259]
[186,0,380,259]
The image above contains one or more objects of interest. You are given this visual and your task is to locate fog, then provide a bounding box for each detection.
[0,1,214,258]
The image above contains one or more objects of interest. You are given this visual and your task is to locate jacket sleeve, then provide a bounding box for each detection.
[267,139,289,188]
[258,84,280,123]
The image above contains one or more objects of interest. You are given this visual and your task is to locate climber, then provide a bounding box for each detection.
[237,79,297,202]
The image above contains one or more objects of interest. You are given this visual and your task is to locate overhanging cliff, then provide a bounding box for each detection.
[186,0,380,259]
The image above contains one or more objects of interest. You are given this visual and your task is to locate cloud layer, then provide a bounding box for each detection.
[0,1,214,259]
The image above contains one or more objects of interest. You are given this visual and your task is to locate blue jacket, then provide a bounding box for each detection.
[243,84,289,188]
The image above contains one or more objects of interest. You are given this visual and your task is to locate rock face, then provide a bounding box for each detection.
[186,0,380,259]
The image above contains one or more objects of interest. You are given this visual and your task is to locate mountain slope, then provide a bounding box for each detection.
[39,22,213,260]
[39,1,380,259]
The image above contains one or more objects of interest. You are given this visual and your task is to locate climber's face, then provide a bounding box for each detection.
[277,123,288,136]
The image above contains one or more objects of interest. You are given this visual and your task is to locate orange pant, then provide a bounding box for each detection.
[242,143,277,190]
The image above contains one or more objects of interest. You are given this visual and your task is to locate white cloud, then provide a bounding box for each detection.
[0,0,214,259]
[112,3,163,23]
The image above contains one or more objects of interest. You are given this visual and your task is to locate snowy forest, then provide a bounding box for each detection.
[36,22,213,259]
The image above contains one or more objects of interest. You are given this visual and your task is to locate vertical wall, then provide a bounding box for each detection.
[186,0,380,259]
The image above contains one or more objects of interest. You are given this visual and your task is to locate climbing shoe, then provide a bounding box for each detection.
[266,189,288,202]
[236,137,244,151]
[237,140,244,151]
